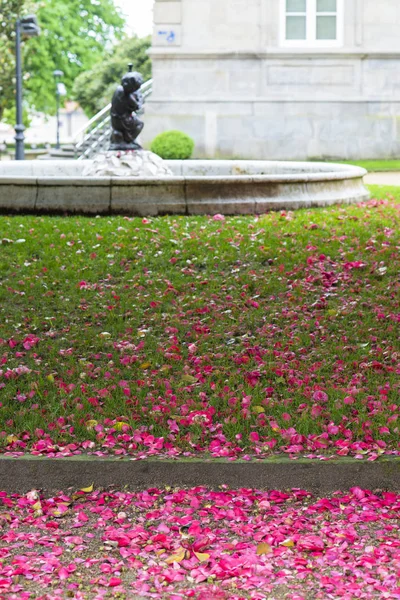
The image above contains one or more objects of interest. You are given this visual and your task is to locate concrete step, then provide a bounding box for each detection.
[48,148,76,159]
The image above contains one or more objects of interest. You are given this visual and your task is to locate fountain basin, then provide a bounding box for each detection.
[0,160,369,215]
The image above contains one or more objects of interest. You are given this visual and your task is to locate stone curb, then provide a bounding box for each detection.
[0,456,399,494]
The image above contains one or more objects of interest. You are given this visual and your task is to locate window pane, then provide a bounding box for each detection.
[286,0,306,13]
[286,16,307,39]
[317,0,336,12]
[317,15,337,39]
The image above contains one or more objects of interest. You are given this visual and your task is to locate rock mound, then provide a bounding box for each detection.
[82,150,173,178]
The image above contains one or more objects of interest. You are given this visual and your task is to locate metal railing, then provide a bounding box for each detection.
[73,78,153,160]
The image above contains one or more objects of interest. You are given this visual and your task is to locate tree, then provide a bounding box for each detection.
[25,0,125,114]
[0,0,125,119]
[73,35,152,117]
[0,0,37,119]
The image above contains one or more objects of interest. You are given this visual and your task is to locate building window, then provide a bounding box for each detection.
[281,0,343,47]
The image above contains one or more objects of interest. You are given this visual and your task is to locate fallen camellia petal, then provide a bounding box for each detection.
[297,535,325,552]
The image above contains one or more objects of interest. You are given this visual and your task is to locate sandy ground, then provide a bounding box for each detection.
[364,171,400,186]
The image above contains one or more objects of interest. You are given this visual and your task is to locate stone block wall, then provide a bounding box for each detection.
[144,0,400,159]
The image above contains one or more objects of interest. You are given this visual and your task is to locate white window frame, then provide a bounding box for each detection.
[280,0,344,48]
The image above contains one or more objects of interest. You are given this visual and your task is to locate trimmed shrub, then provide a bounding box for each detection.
[150,130,194,160]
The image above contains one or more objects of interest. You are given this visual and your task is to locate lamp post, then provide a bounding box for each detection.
[14,15,40,161]
[53,70,65,150]
[15,19,24,160]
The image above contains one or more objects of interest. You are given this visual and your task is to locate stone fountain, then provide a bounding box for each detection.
[0,66,369,215]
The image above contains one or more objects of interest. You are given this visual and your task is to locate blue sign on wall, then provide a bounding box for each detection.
[157,30,176,44]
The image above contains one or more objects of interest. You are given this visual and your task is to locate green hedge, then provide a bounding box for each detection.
[150,130,194,160]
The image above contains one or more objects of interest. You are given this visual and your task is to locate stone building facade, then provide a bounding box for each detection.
[143,0,400,160]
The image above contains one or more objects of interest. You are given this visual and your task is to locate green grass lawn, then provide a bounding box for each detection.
[336,160,400,172]
[0,185,398,459]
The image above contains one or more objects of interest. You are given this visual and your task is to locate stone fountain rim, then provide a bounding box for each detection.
[0,163,367,185]
[0,159,370,215]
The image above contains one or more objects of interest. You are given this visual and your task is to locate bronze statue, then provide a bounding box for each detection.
[110,64,144,151]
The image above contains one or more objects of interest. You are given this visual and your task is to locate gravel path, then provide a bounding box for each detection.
[0,486,399,599]
[364,171,400,186]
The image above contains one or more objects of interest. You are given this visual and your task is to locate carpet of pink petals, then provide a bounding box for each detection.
[0,486,399,599]
[0,200,399,461]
